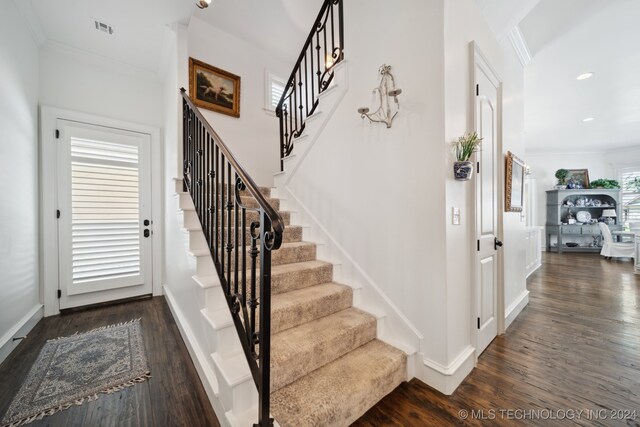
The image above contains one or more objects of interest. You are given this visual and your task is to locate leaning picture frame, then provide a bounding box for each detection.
[505,151,525,212]
[189,57,241,117]
[566,169,590,189]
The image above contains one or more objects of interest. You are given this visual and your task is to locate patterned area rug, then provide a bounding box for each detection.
[1,319,150,427]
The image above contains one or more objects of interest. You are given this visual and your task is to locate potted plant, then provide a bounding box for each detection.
[451,132,482,181]
[590,179,620,189]
[555,169,569,189]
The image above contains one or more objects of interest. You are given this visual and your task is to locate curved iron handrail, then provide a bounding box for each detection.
[181,88,284,248]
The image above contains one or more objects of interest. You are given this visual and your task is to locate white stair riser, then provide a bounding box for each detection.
[190,231,209,251]
[200,284,227,312]
[211,355,257,413]
[182,210,201,229]
[197,255,216,276]
[179,193,195,210]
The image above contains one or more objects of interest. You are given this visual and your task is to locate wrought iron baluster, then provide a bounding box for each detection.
[214,145,219,265]
[221,156,226,292]
[234,173,239,295]
[226,164,233,292]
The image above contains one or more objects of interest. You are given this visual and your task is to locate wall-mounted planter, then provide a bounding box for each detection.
[454,161,473,181]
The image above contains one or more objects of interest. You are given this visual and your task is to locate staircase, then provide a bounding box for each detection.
[175,0,411,425]
[175,178,407,426]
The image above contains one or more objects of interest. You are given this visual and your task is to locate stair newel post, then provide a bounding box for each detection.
[257,210,274,427]
[277,107,284,171]
[221,158,226,293]
[338,0,344,62]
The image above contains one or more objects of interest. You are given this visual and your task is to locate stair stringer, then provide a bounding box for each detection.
[169,178,262,426]
[271,62,422,380]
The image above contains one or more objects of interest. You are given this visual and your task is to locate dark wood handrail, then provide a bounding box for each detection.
[180,88,284,245]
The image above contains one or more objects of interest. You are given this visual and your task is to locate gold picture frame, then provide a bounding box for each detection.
[505,151,525,212]
[566,169,590,189]
[189,57,240,117]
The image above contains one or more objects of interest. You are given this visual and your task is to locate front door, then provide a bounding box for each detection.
[475,65,500,354]
[57,120,153,309]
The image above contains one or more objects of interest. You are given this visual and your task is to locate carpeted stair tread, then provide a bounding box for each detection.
[271,339,407,427]
[202,224,302,243]
[271,308,375,391]
[268,260,333,294]
[271,283,352,334]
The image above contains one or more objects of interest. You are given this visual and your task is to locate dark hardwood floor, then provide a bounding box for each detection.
[0,296,220,427]
[354,252,640,426]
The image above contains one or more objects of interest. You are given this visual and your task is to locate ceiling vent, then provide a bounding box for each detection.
[93,19,114,35]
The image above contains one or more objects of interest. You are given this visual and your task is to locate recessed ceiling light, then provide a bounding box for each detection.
[583,117,595,122]
[576,72,594,80]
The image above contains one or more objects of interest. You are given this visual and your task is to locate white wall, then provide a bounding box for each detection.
[443,0,528,370]
[39,44,164,128]
[187,17,291,186]
[0,0,42,361]
[286,0,448,362]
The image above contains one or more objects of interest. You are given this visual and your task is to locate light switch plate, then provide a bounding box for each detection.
[452,207,460,225]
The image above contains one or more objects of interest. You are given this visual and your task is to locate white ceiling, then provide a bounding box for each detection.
[520,0,640,152]
[28,0,194,73]
[193,0,323,65]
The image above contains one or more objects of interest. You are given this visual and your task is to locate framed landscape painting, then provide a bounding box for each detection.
[189,57,240,117]
[566,169,590,189]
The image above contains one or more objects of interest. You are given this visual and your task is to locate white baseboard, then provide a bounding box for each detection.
[0,304,44,365]
[163,285,229,426]
[505,289,529,329]
[420,345,475,395]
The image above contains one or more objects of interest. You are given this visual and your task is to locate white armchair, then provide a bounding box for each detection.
[598,222,635,259]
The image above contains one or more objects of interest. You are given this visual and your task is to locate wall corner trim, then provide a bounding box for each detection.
[420,345,475,395]
[0,304,44,365]
[505,289,529,329]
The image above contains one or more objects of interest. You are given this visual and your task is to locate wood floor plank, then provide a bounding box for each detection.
[354,252,640,426]
[0,296,219,427]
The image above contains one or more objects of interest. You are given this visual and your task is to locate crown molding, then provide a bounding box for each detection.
[12,0,46,46]
[507,25,532,68]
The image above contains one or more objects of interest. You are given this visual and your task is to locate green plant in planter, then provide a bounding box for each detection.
[590,179,620,189]
[555,169,569,185]
[452,132,482,162]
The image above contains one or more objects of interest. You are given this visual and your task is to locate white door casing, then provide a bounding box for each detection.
[56,120,153,309]
[472,43,503,356]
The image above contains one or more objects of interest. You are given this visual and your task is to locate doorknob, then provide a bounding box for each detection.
[144,229,150,238]
[144,219,150,226]
[495,238,503,250]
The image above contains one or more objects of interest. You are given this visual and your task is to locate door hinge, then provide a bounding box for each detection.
[476,84,479,96]
[477,240,480,251]
[55,129,60,139]
[477,317,480,329]
[57,289,62,299]
[56,210,61,219]
[477,161,480,173]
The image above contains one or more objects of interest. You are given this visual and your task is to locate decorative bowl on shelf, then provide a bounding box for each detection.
[576,211,592,223]
[566,242,579,247]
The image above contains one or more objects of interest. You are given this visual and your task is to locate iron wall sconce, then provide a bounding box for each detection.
[357,64,402,128]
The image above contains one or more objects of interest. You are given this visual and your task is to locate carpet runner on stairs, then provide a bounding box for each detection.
[246,187,408,427]
[187,185,407,426]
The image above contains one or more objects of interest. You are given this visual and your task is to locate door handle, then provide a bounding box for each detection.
[144,219,150,226]
[495,238,503,250]
[144,229,150,238]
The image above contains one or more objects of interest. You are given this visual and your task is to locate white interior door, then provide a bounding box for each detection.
[475,66,500,354]
[57,120,153,309]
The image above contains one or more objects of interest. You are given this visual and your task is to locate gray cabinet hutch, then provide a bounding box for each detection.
[546,189,622,253]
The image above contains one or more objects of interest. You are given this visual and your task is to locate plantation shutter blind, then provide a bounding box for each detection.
[271,80,285,109]
[622,169,640,224]
[70,138,141,284]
